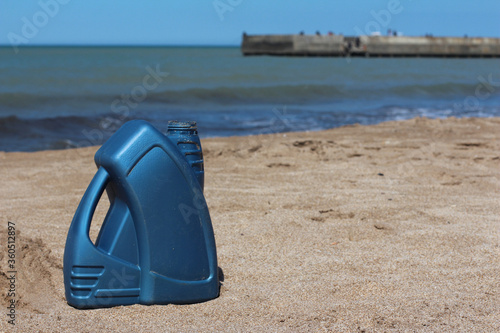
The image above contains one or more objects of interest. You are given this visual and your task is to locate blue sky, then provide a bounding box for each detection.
[0,0,499,46]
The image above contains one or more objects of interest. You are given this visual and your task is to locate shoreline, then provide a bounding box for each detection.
[1,116,499,331]
[2,114,500,153]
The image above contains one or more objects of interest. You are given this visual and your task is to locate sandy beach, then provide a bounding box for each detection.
[1,116,499,332]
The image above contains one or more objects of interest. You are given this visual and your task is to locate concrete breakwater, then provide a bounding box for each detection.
[241,34,500,58]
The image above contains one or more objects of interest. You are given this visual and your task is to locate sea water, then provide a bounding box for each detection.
[0,46,499,151]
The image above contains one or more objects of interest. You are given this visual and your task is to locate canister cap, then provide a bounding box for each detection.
[167,120,197,130]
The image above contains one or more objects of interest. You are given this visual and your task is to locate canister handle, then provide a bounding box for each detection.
[69,167,110,244]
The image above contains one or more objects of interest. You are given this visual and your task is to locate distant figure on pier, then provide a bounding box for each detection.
[299,31,304,35]
[388,29,392,36]
[328,31,334,36]
[393,30,397,36]
[316,31,321,36]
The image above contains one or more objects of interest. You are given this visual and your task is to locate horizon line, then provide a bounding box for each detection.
[0,44,241,48]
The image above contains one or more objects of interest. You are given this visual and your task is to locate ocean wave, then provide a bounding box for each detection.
[0,115,113,151]
[137,82,500,104]
[0,92,109,112]
[2,104,499,152]
[1,82,494,114]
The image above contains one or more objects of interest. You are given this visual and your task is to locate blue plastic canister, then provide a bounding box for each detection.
[63,120,219,309]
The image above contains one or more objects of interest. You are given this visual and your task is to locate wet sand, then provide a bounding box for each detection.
[1,117,499,332]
